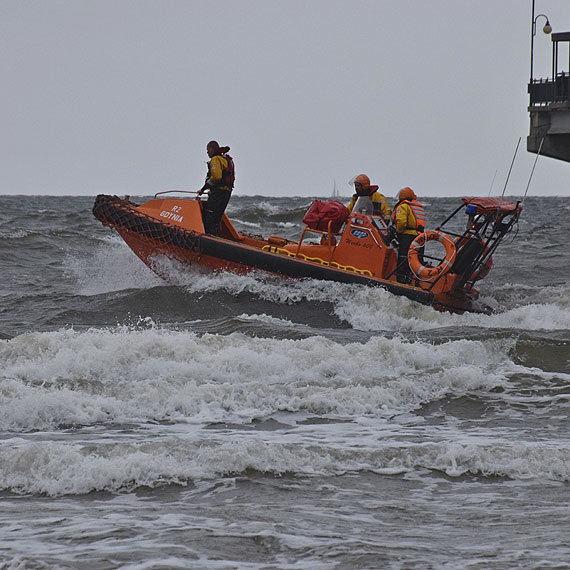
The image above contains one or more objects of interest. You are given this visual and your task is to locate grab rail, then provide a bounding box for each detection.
[296,220,337,262]
[153,190,200,198]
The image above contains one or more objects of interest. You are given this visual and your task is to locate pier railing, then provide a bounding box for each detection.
[529,73,570,105]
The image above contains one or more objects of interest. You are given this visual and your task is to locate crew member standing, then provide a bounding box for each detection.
[197,141,235,235]
[347,174,391,219]
[391,187,426,283]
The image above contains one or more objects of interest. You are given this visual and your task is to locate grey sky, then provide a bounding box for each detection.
[1,0,568,197]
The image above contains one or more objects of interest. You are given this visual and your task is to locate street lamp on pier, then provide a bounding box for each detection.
[530,2,552,81]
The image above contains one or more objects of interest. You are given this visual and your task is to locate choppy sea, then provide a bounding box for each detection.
[1,194,569,569]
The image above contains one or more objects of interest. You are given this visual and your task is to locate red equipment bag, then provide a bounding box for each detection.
[302,200,350,234]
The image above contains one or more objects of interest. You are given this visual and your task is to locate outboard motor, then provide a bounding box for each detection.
[452,237,485,275]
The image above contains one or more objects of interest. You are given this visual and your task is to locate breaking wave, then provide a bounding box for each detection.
[0,327,514,432]
[141,255,570,333]
[2,435,569,496]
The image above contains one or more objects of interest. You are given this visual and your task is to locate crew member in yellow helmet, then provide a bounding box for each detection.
[347,174,391,220]
[391,187,426,283]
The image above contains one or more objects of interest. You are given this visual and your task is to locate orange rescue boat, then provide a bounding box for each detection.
[92,193,522,314]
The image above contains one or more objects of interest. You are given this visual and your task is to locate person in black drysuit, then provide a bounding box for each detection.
[197,141,235,235]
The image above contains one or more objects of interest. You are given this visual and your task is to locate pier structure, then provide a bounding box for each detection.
[528,5,570,163]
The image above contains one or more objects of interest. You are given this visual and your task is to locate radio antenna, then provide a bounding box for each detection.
[522,137,544,206]
[487,169,498,196]
[501,137,521,199]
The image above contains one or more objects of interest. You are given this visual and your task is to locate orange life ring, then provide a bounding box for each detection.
[408,231,457,281]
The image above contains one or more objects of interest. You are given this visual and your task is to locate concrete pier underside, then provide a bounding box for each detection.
[528,103,570,162]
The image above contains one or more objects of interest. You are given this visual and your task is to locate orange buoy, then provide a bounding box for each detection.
[408,231,457,281]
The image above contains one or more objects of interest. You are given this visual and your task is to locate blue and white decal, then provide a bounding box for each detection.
[350,229,368,239]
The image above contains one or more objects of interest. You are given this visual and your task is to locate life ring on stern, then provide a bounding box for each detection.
[408,231,457,281]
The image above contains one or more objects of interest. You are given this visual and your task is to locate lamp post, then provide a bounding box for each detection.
[530,0,552,82]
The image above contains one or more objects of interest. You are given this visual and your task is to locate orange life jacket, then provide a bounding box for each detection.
[392,199,426,232]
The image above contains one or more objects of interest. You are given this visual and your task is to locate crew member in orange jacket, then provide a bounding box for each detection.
[198,141,235,235]
[391,187,426,283]
[347,174,391,219]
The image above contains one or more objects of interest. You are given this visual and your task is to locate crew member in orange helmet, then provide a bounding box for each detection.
[391,187,426,283]
[347,174,391,219]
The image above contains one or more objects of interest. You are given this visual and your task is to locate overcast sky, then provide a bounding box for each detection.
[1,0,569,197]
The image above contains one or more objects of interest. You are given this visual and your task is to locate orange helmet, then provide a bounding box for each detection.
[354,174,371,191]
[397,187,416,201]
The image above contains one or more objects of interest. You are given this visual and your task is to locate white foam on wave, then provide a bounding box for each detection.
[501,282,570,309]
[155,263,570,332]
[230,218,261,228]
[0,327,514,431]
[247,201,283,215]
[64,231,570,331]
[2,435,569,496]
[335,286,570,332]
[65,236,162,295]
[0,229,31,239]
[235,313,298,328]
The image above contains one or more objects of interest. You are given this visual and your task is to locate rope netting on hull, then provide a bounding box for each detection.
[92,195,201,253]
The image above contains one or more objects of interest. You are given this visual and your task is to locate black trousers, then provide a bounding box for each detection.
[202,188,231,235]
[396,233,416,283]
